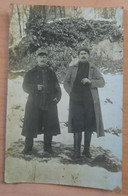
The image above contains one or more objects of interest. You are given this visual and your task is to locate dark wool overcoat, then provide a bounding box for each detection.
[64,62,105,137]
[22,66,62,138]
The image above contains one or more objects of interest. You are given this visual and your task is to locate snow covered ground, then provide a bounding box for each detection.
[5,73,123,190]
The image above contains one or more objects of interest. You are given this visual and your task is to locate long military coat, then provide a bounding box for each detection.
[64,62,105,137]
[22,66,62,138]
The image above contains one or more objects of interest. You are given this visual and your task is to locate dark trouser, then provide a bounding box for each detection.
[24,137,33,152]
[83,131,92,154]
[70,99,95,158]
[24,134,53,152]
[74,132,82,156]
[73,131,92,157]
[44,134,53,151]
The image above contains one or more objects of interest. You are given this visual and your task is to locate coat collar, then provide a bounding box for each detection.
[72,61,94,79]
[73,61,93,69]
[30,65,52,72]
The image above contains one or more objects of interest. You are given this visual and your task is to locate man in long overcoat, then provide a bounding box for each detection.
[22,48,62,154]
[64,47,105,159]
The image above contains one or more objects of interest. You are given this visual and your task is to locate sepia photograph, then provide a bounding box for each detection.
[5,4,123,190]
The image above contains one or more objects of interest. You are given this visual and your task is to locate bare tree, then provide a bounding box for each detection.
[16,5,22,38]
[59,6,66,18]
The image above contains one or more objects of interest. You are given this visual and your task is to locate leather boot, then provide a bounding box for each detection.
[22,137,33,154]
[83,131,92,158]
[44,134,53,154]
[73,132,82,159]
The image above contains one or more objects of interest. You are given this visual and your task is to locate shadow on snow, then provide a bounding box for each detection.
[6,138,121,173]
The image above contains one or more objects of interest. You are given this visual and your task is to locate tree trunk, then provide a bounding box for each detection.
[16,5,22,38]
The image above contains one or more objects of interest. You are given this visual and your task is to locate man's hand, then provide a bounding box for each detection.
[81,78,91,85]
[37,84,43,91]
[53,98,58,103]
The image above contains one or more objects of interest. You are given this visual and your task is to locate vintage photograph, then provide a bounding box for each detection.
[5,4,123,190]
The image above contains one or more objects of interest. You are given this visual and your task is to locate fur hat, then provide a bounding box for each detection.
[78,47,90,55]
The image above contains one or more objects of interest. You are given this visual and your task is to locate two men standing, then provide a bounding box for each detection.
[22,46,105,158]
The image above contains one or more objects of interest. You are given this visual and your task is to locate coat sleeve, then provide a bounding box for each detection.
[63,66,72,95]
[52,71,62,103]
[90,67,105,88]
[22,71,37,94]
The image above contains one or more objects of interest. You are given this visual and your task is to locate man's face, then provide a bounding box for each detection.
[78,50,89,63]
[37,54,48,67]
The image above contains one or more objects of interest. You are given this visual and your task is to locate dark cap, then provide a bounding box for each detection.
[78,47,90,56]
[36,48,48,56]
